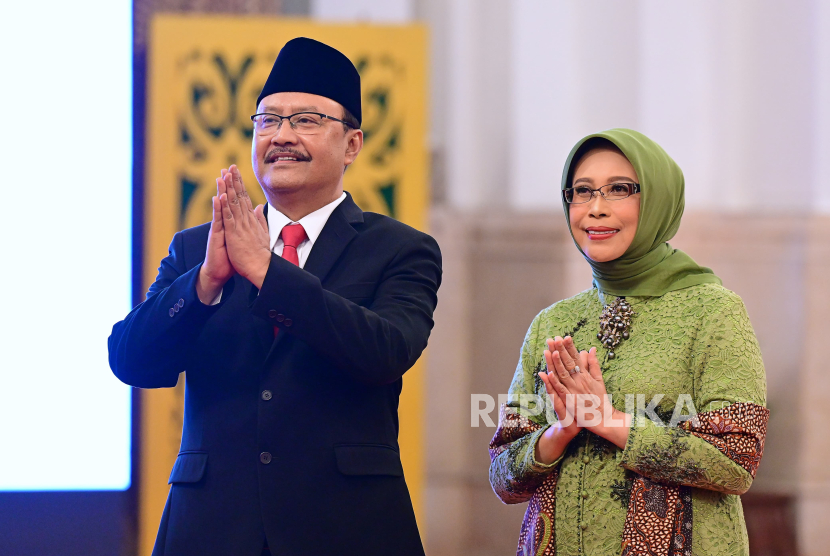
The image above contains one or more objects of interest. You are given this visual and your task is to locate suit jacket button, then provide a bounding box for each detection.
[268,309,277,319]
[174,305,180,313]
[261,390,272,401]
[276,314,285,322]
[169,308,175,317]
[283,318,292,327]
[260,452,272,464]
[178,298,185,308]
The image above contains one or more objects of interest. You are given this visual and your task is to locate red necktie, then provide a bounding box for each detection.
[280,223,307,266]
[274,223,307,336]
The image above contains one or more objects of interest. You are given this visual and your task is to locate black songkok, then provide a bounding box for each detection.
[257,37,362,126]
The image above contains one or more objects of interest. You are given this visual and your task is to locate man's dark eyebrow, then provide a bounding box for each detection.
[260,105,319,114]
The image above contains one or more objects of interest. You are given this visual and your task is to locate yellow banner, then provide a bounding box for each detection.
[143,15,428,555]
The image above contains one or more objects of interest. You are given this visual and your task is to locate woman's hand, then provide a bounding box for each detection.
[543,336,631,449]
[535,355,583,464]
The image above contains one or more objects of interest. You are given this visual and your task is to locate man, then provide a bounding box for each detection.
[109,37,441,556]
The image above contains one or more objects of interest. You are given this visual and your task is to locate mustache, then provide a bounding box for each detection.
[265,148,311,163]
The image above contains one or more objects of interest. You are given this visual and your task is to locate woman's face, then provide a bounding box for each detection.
[568,147,641,263]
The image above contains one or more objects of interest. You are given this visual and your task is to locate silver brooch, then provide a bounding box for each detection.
[597,297,635,360]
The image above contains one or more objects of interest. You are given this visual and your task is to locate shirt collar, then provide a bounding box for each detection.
[267,192,347,251]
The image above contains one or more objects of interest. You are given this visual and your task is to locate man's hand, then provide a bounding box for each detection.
[196,171,236,304]
[220,165,271,289]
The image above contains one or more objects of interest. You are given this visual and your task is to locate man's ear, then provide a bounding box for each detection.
[343,129,363,168]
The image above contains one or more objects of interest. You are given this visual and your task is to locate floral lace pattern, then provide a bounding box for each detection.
[488,284,767,556]
[489,404,554,504]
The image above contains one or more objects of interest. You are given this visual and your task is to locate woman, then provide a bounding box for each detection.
[489,129,767,556]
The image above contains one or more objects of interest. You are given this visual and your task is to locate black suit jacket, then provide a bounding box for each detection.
[108,194,441,556]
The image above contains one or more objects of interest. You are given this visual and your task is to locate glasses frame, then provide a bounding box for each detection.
[250,111,357,134]
[563,182,641,204]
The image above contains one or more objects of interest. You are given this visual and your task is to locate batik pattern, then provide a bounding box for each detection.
[620,402,768,556]
[489,404,559,556]
[683,402,768,478]
[620,479,693,556]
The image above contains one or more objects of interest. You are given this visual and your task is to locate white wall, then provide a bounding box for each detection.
[419,1,830,553]
[814,0,830,212]
[311,0,413,23]
[313,0,830,213]
[506,0,823,213]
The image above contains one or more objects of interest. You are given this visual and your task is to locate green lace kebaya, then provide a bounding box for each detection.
[489,129,768,556]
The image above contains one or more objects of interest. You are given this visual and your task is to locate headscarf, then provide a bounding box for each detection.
[561,128,721,297]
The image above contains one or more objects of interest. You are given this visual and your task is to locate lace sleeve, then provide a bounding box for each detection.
[619,291,768,494]
[488,314,562,504]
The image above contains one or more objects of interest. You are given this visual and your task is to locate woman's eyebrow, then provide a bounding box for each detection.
[573,176,636,185]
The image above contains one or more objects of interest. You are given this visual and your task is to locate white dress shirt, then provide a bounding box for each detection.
[209,192,347,305]
[266,191,347,269]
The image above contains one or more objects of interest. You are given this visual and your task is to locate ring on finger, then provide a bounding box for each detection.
[569,365,581,375]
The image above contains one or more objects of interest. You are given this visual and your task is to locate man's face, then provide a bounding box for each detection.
[252,92,362,202]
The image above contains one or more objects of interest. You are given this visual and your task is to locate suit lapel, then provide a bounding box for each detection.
[260,194,363,359]
[303,193,363,283]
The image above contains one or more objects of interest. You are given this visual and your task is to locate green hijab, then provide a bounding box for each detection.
[561,128,721,297]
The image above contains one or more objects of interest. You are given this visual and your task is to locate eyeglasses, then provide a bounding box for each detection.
[563,182,641,204]
[250,112,356,135]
